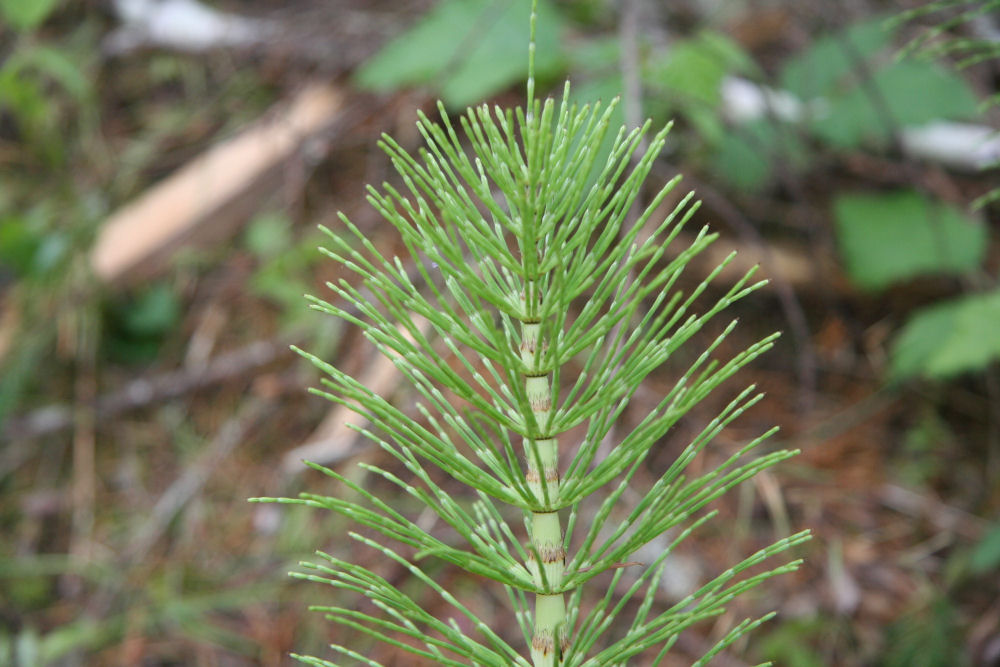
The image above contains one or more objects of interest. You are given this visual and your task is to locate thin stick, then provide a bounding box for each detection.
[2,339,290,444]
[126,397,276,562]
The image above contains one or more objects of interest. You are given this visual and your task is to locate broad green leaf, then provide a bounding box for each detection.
[780,17,893,99]
[812,60,980,149]
[890,288,1000,380]
[834,190,986,290]
[0,0,60,31]
[355,0,565,107]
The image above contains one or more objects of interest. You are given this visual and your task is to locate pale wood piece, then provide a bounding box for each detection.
[90,82,342,284]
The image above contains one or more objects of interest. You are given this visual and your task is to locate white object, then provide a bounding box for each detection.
[105,0,274,54]
[720,76,810,124]
[901,121,1000,171]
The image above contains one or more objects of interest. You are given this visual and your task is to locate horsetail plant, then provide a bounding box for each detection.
[254,6,808,665]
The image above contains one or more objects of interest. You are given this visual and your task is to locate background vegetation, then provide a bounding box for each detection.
[1,0,998,664]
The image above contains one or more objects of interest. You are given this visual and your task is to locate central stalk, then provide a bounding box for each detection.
[520,293,567,666]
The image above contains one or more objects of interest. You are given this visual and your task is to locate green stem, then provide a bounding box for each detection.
[521,312,567,665]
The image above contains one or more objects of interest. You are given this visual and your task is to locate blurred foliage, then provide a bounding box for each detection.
[0,209,70,280]
[711,118,810,192]
[833,189,986,291]
[0,23,97,165]
[812,59,978,149]
[102,282,182,363]
[780,18,891,99]
[756,613,851,667]
[890,288,1000,380]
[881,597,967,667]
[717,16,980,190]
[900,0,1000,212]
[968,521,1000,575]
[355,0,566,107]
[0,0,60,31]
[899,0,1000,72]
[244,212,327,333]
[645,30,754,145]
[896,408,956,486]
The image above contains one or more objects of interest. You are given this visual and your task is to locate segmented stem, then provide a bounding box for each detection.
[520,287,568,666]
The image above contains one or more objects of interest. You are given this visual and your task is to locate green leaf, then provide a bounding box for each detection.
[780,17,893,99]
[970,522,1000,574]
[890,288,1000,380]
[118,284,181,338]
[811,60,980,149]
[0,0,60,31]
[647,31,752,109]
[834,190,986,290]
[711,120,809,192]
[244,212,293,260]
[355,0,565,107]
[5,45,92,104]
[0,212,67,279]
[644,31,751,147]
[0,216,40,276]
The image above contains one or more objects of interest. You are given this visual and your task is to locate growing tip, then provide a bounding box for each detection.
[526,0,537,120]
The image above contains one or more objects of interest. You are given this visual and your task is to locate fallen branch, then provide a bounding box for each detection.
[1,338,291,444]
[125,396,276,561]
[90,81,342,285]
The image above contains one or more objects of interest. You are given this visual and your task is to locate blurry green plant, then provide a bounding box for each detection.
[713,16,981,192]
[244,212,327,333]
[898,1,1000,78]
[754,614,845,667]
[899,0,1000,213]
[0,0,95,165]
[698,11,1000,383]
[834,187,999,382]
[101,282,182,364]
[644,31,755,147]
[0,0,60,31]
[0,552,279,666]
[833,189,986,292]
[355,0,566,108]
[257,4,807,665]
[890,288,1000,380]
[882,597,967,667]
